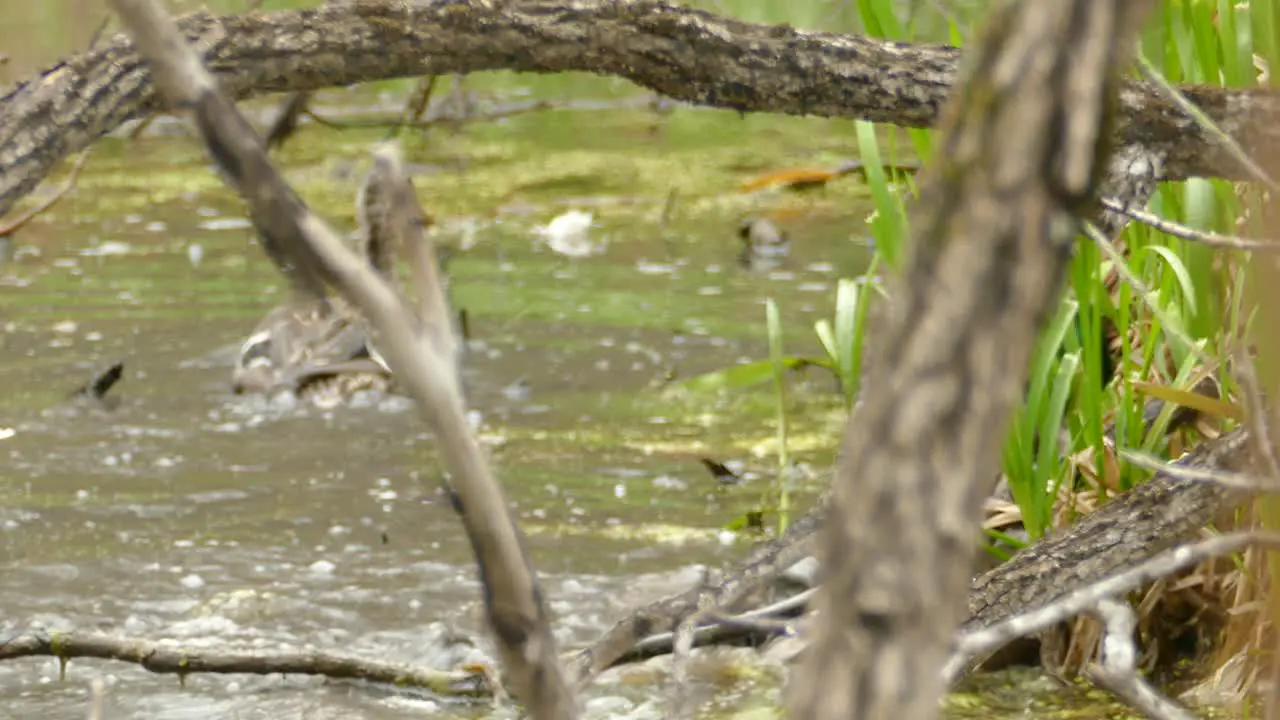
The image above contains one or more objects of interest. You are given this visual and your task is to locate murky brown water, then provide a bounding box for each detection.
[0,72,880,716]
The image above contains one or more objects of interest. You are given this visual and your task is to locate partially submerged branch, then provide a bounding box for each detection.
[1086,599,1199,720]
[564,504,825,685]
[567,363,1253,691]
[6,0,1280,216]
[0,630,483,696]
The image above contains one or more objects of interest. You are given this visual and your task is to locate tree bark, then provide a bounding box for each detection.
[563,126,1165,689]
[962,427,1253,657]
[0,629,480,695]
[3,0,1280,218]
[786,3,1153,718]
[562,422,1253,685]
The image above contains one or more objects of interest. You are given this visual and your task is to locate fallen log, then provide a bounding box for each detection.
[964,427,1253,628]
[4,0,1280,218]
[567,427,1255,684]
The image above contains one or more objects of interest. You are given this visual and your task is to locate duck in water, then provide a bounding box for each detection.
[231,159,414,406]
[737,216,789,271]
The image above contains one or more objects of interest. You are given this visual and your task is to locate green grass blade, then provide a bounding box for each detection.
[766,298,792,532]
[684,357,813,392]
[855,121,905,269]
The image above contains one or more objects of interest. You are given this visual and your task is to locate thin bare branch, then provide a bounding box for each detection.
[396,75,438,132]
[1119,449,1280,491]
[1101,196,1280,251]
[702,611,797,636]
[0,150,91,237]
[1086,599,1200,720]
[263,91,311,150]
[105,0,576,716]
[306,98,563,133]
[87,16,113,52]
[626,587,814,659]
[0,629,481,694]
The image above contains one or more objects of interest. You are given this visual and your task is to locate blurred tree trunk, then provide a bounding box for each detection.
[1248,184,1280,714]
[786,3,1154,718]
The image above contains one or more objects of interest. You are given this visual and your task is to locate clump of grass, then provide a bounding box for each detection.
[1001,298,1080,540]
[814,268,878,412]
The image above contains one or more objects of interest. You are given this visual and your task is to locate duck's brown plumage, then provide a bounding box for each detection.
[232,157,409,401]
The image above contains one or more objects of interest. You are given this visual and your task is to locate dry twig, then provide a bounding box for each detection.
[305,99,560,133]
[1100,197,1280,251]
[0,629,482,695]
[624,587,812,661]
[1120,449,1280,491]
[1087,598,1199,720]
[263,91,312,150]
[0,150,91,237]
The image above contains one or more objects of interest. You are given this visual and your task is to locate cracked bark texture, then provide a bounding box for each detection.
[3,0,1280,217]
[962,428,1253,662]
[786,3,1153,718]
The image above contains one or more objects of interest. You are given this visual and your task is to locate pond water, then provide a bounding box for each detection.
[0,30,889,717]
[0,2,1195,719]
